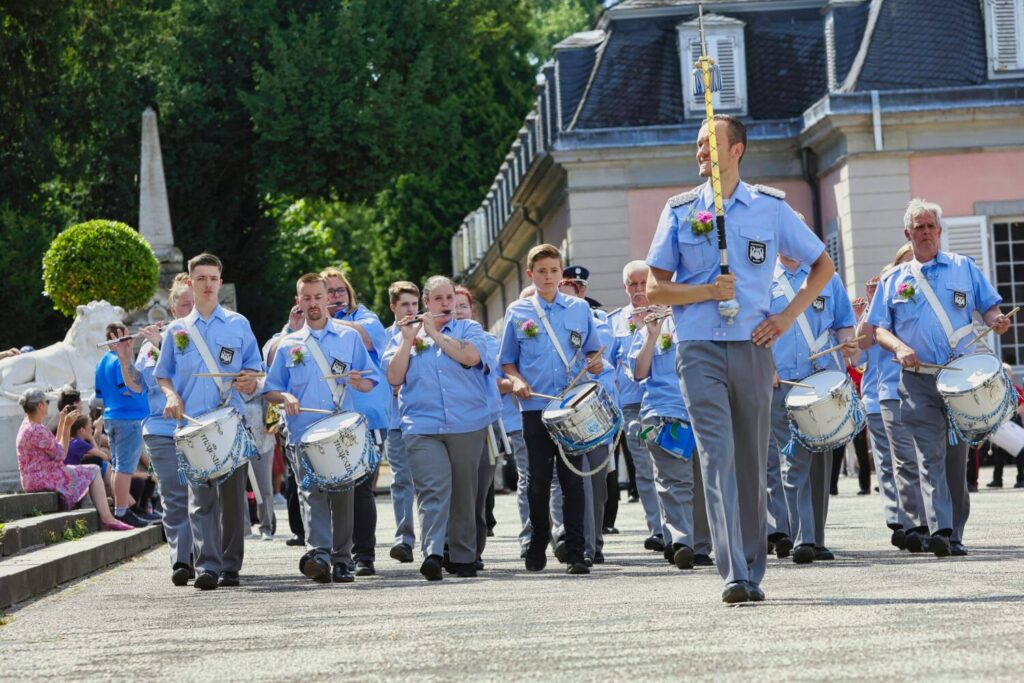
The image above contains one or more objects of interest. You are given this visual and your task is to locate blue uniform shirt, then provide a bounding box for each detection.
[627,317,690,423]
[94,351,148,420]
[382,318,492,435]
[608,306,645,406]
[861,343,898,414]
[154,305,262,416]
[264,322,381,445]
[334,305,390,430]
[135,341,176,436]
[482,332,502,422]
[499,292,603,412]
[867,251,1001,365]
[646,181,826,341]
[769,265,856,380]
[385,323,403,432]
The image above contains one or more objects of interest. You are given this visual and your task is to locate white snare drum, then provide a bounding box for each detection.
[297,411,378,490]
[990,421,1024,455]
[936,353,1014,443]
[174,407,256,484]
[785,370,865,452]
[541,382,620,455]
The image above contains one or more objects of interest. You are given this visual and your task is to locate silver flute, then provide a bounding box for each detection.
[95,321,168,348]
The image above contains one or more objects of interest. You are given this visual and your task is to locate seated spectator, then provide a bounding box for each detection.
[66,415,113,492]
[16,388,132,531]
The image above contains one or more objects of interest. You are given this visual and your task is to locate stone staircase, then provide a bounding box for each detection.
[0,492,163,609]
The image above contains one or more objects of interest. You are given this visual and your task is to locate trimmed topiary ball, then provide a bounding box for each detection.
[42,219,159,317]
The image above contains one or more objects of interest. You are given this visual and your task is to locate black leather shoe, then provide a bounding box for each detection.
[603,526,620,535]
[986,480,1003,488]
[520,547,529,559]
[694,553,714,567]
[583,554,594,567]
[593,550,605,564]
[1014,480,1024,489]
[218,572,240,587]
[767,540,774,555]
[673,544,695,570]
[663,546,674,563]
[525,554,546,572]
[774,536,793,559]
[814,546,835,561]
[420,555,443,581]
[857,489,870,496]
[793,544,815,564]
[968,483,978,493]
[745,581,765,602]
[354,560,376,576]
[643,534,665,552]
[930,534,951,557]
[721,581,748,604]
[890,528,907,550]
[194,571,219,591]
[285,534,305,547]
[302,557,330,583]
[389,543,414,563]
[553,539,568,564]
[829,486,839,496]
[455,563,477,578]
[442,552,456,575]
[332,563,355,583]
[474,559,485,571]
[171,563,192,586]
[904,531,924,553]
[566,562,590,575]
[950,541,968,556]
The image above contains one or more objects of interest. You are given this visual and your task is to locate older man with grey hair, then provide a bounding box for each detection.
[862,198,1011,557]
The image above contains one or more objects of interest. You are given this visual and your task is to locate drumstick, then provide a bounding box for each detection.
[321,370,375,380]
[192,372,267,378]
[299,407,334,415]
[181,414,205,426]
[965,306,1020,348]
[567,383,598,409]
[562,345,606,397]
[779,380,814,389]
[889,359,962,371]
[530,392,562,401]
[807,335,866,363]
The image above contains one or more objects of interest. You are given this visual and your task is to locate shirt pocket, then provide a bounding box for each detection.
[285,352,311,392]
[738,224,775,268]
[212,334,243,372]
[677,229,718,273]
[561,319,588,360]
[945,281,973,315]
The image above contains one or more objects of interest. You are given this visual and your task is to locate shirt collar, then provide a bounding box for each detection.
[701,179,751,208]
[185,304,226,326]
[298,322,338,340]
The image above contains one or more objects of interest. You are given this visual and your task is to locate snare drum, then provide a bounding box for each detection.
[936,353,1014,444]
[785,370,865,452]
[174,407,257,484]
[541,382,620,455]
[297,411,379,490]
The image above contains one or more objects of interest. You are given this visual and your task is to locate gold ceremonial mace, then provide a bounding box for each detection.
[693,3,739,324]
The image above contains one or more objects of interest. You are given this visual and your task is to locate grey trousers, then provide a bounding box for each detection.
[879,400,925,530]
[294,454,354,566]
[406,429,485,564]
[621,403,664,537]
[678,341,773,586]
[866,412,903,529]
[774,385,833,547]
[474,427,498,561]
[767,388,792,538]
[550,446,609,557]
[808,450,833,548]
[143,435,193,567]
[386,429,416,547]
[250,445,276,536]
[900,372,970,539]
[188,464,247,576]
[645,428,712,554]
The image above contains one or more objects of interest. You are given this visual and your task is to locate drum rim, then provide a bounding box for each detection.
[542,381,605,414]
[936,352,1003,395]
[174,406,239,437]
[299,411,365,443]
[785,369,851,411]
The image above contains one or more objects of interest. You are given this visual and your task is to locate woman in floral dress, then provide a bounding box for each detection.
[17,388,132,531]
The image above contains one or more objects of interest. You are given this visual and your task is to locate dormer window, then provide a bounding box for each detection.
[677,13,748,117]
[985,0,1024,77]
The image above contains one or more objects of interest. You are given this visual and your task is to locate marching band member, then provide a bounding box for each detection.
[628,308,712,569]
[646,115,834,603]
[322,267,388,576]
[863,200,1009,557]
[500,244,605,575]
[383,275,491,580]
[384,281,421,564]
[609,261,669,552]
[135,274,195,585]
[769,253,858,564]
[264,273,379,584]
[155,253,263,591]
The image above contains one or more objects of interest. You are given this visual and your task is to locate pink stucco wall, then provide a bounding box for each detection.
[628,179,814,256]
[909,150,1024,216]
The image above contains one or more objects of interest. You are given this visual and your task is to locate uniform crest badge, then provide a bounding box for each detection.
[953,291,967,309]
[570,330,583,349]
[331,358,348,375]
[748,241,767,265]
[218,346,235,366]
[812,296,826,312]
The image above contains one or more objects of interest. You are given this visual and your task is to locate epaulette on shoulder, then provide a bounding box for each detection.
[668,188,701,208]
[607,306,623,318]
[751,184,786,200]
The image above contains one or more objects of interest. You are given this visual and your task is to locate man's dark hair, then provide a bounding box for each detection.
[188,252,223,276]
[57,386,81,412]
[714,114,747,164]
[105,322,127,341]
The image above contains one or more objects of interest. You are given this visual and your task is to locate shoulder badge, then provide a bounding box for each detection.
[751,184,786,200]
[668,188,701,208]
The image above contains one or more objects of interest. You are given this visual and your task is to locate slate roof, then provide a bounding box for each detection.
[832,2,870,86]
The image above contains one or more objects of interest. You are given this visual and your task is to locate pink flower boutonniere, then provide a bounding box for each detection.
[147,347,160,361]
[520,319,539,338]
[628,321,637,333]
[290,346,305,365]
[896,282,917,302]
[414,337,430,355]
[173,330,190,352]
[691,210,715,241]
[658,332,673,352]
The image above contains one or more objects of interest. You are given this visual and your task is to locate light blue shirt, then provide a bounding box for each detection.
[861,343,891,414]
[769,265,856,380]
[382,318,492,436]
[646,181,826,341]
[94,351,148,420]
[867,251,1001,365]
[590,307,618,400]
[499,292,603,412]
[136,341,175,437]
[334,305,390,430]
[264,322,381,445]
[482,332,502,421]
[154,305,262,416]
[627,317,690,423]
[385,324,403,432]
[608,306,645,406]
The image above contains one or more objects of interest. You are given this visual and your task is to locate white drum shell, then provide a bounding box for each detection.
[298,412,373,483]
[936,353,1012,437]
[785,370,861,449]
[541,382,618,453]
[174,407,251,480]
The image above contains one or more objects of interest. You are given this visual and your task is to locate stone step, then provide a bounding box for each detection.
[0,524,163,610]
[0,492,60,521]
[0,509,99,557]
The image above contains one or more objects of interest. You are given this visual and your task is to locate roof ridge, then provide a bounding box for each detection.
[839,0,884,92]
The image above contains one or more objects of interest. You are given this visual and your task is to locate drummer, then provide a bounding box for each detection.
[863,199,1010,557]
[264,273,380,584]
[500,244,605,575]
[628,307,712,569]
[383,275,491,581]
[769,253,858,564]
[155,253,263,591]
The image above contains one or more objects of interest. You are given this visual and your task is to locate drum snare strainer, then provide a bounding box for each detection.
[936,353,1015,446]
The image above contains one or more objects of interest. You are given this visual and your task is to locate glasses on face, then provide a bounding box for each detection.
[327,288,348,297]
[454,304,471,311]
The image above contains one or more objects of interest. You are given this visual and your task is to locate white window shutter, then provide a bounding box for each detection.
[715,37,740,109]
[942,215,991,280]
[987,0,1024,75]
[678,14,748,116]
